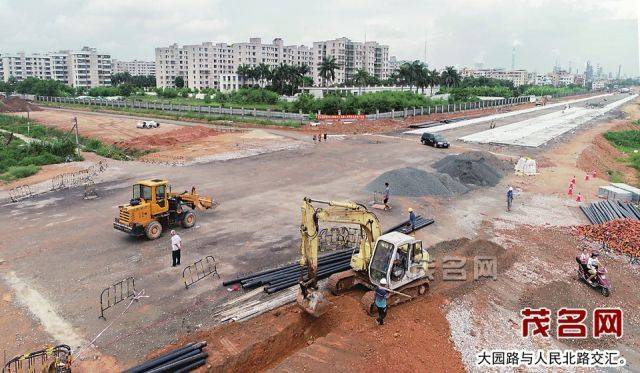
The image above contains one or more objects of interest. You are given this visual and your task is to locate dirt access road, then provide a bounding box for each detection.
[1,94,639,372]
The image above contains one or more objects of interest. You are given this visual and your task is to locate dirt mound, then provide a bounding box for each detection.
[577,129,639,185]
[433,151,512,187]
[115,125,221,150]
[365,167,469,197]
[0,97,42,112]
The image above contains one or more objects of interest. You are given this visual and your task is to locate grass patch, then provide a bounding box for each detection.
[603,129,640,171]
[37,101,303,128]
[607,170,624,183]
[0,113,145,160]
[0,136,70,182]
[0,165,41,182]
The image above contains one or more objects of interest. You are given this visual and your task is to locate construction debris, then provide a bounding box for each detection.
[574,220,640,257]
[579,200,640,224]
[366,167,469,197]
[514,157,538,175]
[433,151,512,187]
[123,341,208,373]
[0,96,42,112]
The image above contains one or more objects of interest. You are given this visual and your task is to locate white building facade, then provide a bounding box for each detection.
[0,47,111,88]
[155,37,392,90]
[112,59,156,76]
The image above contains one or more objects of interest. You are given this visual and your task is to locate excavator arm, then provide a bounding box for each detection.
[298,197,382,316]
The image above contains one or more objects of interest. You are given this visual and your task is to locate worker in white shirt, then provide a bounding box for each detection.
[170,230,182,267]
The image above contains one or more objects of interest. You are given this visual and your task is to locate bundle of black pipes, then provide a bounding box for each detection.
[223,216,435,294]
[580,200,640,225]
[123,342,208,373]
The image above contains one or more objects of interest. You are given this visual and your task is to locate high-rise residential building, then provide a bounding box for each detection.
[0,46,111,88]
[459,67,529,87]
[312,37,390,85]
[155,37,392,90]
[112,59,156,76]
[155,38,314,91]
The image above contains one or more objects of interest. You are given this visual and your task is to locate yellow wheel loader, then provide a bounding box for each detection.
[297,197,430,317]
[113,179,217,240]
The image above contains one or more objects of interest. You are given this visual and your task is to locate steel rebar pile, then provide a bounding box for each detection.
[223,216,435,294]
[580,200,640,225]
[123,341,208,373]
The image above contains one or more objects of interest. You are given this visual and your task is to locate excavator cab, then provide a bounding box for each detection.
[368,232,429,290]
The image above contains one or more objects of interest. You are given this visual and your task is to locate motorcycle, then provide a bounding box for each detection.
[576,256,611,297]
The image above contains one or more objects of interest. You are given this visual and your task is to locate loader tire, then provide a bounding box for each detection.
[145,220,162,240]
[181,211,196,228]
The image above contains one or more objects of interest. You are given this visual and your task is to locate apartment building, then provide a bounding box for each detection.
[460,68,528,87]
[0,47,111,88]
[112,59,156,76]
[312,37,390,85]
[155,38,314,91]
[155,37,391,90]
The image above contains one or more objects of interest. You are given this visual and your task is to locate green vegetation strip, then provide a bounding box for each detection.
[0,114,143,182]
[604,129,640,172]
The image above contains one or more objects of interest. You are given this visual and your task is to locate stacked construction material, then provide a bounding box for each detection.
[580,200,640,225]
[574,220,640,257]
[223,216,435,294]
[611,183,640,203]
[124,342,208,373]
[597,186,633,202]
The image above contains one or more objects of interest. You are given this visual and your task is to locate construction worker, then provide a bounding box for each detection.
[570,176,576,186]
[170,230,182,267]
[584,173,590,181]
[375,278,390,325]
[506,186,514,212]
[383,183,390,210]
[576,192,584,203]
[567,185,574,197]
[408,208,417,232]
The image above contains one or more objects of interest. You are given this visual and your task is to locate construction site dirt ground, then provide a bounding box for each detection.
[1,93,639,372]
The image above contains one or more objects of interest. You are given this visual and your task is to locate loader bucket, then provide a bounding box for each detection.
[296,289,333,317]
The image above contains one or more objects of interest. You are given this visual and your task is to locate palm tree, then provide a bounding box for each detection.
[354,68,371,93]
[319,56,340,87]
[440,66,461,89]
[428,69,440,95]
[236,64,252,87]
[255,63,272,87]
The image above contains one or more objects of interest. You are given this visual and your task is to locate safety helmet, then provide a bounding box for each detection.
[408,208,413,212]
[379,278,387,285]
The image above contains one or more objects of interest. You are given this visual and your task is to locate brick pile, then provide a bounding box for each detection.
[573,219,640,256]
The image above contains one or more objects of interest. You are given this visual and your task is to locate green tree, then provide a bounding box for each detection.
[440,66,461,89]
[354,68,371,93]
[174,76,185,88]
[117,83,134,96]
[319,56,340,87]
[236,64,253,87]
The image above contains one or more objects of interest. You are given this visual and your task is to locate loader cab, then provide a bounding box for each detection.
[132,179,169,215]
[368,232,429,290]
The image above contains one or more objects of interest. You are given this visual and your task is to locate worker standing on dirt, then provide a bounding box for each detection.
[383,183,390,210]
[408,208,417,232]
[506,186,514,212]
[375,279,390,325]
[170,230,182,267]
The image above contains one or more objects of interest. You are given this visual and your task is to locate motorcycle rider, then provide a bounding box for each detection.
[586,251,601,284]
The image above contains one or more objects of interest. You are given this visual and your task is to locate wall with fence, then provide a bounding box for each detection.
[36,93,583,121]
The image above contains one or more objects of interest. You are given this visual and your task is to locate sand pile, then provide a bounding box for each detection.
[365,167,469,197]
[0,97,42,112]
[115,125,221,150]
[433,151,511,187]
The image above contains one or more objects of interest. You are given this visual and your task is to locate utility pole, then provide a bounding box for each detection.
[72,116,80,157]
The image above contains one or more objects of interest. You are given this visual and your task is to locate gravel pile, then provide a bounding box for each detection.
[433,151,511,187]
[365,167,469,197]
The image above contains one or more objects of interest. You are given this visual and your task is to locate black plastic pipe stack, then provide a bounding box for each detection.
[123,341,208,373]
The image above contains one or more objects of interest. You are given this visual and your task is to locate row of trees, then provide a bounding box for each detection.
[235,63,313,95]
[0,77,77,97]
[111,72,156,88]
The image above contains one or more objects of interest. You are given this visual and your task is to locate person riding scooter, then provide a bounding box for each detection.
[586,251,601,284]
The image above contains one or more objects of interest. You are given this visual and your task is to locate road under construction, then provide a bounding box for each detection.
[1,92,640,372]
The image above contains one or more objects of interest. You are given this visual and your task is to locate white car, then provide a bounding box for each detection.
[137,120,160,129]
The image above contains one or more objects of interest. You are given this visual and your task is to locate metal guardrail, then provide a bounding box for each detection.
[182,256,220,289]
[99,276,136,319]
[2,344,71,373]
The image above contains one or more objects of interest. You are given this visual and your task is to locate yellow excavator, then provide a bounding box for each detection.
[297,197,430,317]
[113,179,217,240]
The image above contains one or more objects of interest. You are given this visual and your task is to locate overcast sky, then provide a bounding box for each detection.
[1,0,638,76]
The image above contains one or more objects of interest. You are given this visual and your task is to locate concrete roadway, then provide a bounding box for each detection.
[0,93,626,364]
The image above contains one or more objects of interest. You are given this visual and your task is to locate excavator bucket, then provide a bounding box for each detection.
[296,289,333,317]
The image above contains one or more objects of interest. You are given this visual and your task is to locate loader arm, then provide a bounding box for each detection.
[169,190,216,211]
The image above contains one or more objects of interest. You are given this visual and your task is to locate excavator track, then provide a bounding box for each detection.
[361,279,430,316]
[327,269,366,295]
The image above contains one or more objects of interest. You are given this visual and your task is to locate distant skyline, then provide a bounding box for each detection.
[0,0,638,76]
